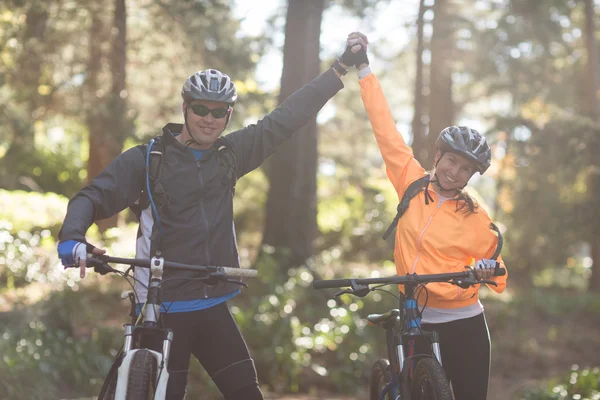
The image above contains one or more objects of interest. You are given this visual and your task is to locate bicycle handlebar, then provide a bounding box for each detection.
[312,267,505,290]
[314,222,506,290]
[83,254,258,278]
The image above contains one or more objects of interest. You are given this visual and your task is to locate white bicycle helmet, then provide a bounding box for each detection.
[181,69,237,105]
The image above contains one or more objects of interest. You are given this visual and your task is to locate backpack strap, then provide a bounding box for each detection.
[129,136,169,220]
[382,174,431,240]
[204,136,238,192]
[146,136,169,211]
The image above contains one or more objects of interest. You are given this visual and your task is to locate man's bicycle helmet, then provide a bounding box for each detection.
[181,69,237,105]
[435,125,492,174]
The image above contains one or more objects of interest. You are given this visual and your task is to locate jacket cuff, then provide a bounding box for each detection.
[358,66,372,80]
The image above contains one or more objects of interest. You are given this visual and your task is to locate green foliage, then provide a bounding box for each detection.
[235,249,397,394]
[0,318,115,400]
[510,287,600,317]
[0,189,68,232]
[0,191,138,398]
[519,366,600,400]
[0,190,68,288]
[0,278,126,400]
[499,115,600,282]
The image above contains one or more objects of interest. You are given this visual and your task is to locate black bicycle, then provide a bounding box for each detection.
[314,266,505,400]
[76,254,257,400]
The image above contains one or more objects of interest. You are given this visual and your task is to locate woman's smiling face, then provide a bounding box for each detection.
[434,151,476,192]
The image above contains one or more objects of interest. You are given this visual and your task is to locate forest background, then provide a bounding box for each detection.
[1,0,600,399]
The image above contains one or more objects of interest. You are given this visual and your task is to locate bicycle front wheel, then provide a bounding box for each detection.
[369,358,393,400]
[126,349,157,400]
[410,357,453,400]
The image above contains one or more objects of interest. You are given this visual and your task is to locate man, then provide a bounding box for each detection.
[57,36,367,399]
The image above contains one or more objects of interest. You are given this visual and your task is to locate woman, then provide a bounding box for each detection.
[348,32,508,400]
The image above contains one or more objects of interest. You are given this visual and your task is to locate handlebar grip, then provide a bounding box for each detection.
[220,267,258,278]
[85,254,105,267]
[493,267,506,277]
[313,279,351,289]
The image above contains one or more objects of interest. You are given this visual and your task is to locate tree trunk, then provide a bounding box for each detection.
[584,0,600,120]
[89,0,128,231]
[410,0,428,165]
[86,3,106,188]
[17,1,50,150]
[261,0,324,268]
[583,0,600,292]
[0,1,50,189]
[427,0,455,170]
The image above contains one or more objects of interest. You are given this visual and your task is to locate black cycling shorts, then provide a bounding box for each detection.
[162,302,262,399]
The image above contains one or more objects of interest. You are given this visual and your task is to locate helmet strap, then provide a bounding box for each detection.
[223,107,232,129]
[183,105,207,148]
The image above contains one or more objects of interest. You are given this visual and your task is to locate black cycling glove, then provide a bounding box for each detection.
[340,43,369,68]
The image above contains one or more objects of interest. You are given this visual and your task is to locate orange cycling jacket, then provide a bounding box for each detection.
[360,73,507,309]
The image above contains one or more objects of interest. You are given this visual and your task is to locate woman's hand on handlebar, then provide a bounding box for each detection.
[474,259,497,280]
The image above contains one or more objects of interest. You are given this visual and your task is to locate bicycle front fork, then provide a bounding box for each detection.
[395,333,443,374]
[123,324,174,366]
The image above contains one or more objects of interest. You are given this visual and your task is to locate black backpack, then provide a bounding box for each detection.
[382,174,431,240]
[130,136,238,220]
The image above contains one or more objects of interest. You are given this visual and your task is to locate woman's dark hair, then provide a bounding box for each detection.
[454,189,479,215]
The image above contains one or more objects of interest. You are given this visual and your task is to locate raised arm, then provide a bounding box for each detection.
[225,68,344,177]
[359,73,426,196]
[225,33,375,177]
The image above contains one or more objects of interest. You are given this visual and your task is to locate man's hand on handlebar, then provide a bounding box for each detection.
[58,240,106,279]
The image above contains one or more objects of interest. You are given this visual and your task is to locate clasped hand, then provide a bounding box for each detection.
[340,31,369,69]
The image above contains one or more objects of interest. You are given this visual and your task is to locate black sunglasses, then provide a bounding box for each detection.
[189,104,230,119]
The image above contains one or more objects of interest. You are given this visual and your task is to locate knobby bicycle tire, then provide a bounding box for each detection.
[126,349,157,400]
[410,357,453,400]
[370,358,394,400]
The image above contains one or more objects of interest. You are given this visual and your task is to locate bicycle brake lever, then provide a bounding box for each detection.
[334,289,353,298]
[452,278,497,288]
[200,272,248,288]
[94,264,114,275]
[225,278,248,288]
[83,254,113,275]
[453,278,477,289]
[350,281,370,298]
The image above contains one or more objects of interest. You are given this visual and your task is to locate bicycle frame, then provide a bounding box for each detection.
[89,255,257,400]
[110,256,172,400]
[314,267,506,400]
[375,281,444,400]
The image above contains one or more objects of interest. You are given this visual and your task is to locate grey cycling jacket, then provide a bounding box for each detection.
[59,68,344,303]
